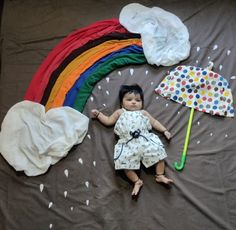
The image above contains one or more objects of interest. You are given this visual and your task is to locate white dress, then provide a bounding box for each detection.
[114,109,167,170]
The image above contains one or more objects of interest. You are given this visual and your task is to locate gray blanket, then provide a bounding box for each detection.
[0,1,236,229]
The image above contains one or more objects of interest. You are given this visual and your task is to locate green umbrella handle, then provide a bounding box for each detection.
[174,107,195,171]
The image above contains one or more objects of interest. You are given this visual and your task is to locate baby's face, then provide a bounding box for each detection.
[122,92,142,111]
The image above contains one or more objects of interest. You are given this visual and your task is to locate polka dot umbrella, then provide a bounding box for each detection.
[155,62,234,171]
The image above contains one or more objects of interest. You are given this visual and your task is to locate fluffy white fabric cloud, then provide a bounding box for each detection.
[119,3,191,66]
[0,101,89,176]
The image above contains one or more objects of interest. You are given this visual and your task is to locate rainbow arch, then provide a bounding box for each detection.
[24,19,147,112]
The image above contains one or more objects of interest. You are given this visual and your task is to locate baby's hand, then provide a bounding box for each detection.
[164,130,172,140]
[91,109,100,119]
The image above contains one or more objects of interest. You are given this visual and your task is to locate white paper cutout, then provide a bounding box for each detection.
[213,44,218,50]
[86,200,90,206]
[85,181,89,188]
[130,68,134,75]
[40,184,44,192]
[48,202,53,209]
[64,191,67,198]
[64,169,69,178]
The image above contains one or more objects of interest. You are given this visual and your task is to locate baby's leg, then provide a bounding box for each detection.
[155,160,173,184]
[124,169,143,196]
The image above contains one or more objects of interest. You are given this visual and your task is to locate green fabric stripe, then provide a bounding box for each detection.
[73,53,147,112]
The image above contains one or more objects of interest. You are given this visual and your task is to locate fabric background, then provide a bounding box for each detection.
[0,0,236,229]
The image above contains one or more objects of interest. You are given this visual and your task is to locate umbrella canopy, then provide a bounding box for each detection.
[155,63,234,117]
[155,62,234,170]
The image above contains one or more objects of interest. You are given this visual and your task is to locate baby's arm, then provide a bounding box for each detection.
[142,110,172,140]
[91,109,122,126]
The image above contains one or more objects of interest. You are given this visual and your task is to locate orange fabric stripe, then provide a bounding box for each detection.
[46,39,141,110]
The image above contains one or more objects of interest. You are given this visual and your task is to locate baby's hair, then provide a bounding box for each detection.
[119,84,144,108]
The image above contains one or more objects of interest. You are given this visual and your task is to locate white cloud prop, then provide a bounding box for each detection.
[0,101,89,176]
[119,3,191,66]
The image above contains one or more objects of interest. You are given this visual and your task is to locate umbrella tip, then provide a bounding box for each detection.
[207,61,214,70]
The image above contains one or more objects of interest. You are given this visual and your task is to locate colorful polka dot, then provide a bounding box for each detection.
[155,65,234,117]
[187,101,192,106]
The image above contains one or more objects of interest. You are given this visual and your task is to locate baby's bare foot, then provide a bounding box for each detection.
[155,175,173,184]
[132,179,143,196]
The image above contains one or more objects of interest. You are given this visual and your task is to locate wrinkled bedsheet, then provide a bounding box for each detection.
[0,1,236,230]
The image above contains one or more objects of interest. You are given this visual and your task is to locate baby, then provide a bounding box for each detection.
[91,84,173,196]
